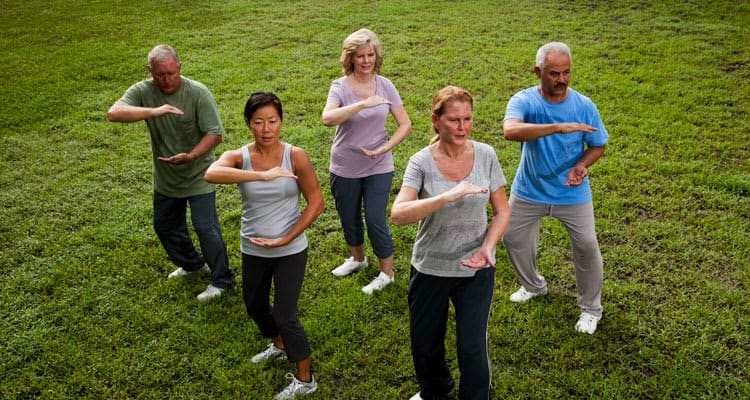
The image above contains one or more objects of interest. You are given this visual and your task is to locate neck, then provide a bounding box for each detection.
[538,85,568,103]
[351,72,374,84]
[437,141,470,159]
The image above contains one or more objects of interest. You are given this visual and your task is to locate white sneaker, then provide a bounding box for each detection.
[331,257,368,277]
[275,373,317,399]
[252,343,287,364]
[575,312,601,335]
[409,392,423,400]
[362,272,394,295]
[196,284,223,301]
[168,263,209,279]
[509,286,548,303]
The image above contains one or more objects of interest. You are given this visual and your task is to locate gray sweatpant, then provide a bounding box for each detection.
[502,194,603,317]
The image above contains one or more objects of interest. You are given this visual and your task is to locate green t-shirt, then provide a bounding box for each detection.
[120,77,224,197]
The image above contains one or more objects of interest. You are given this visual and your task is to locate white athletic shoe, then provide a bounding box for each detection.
[167,263,209,279]
[196,284,223,301]
[509,286,548,303]
[575,312,601,335]
[361,272,394,295]
[252,343,287,364]
[331,257,368,277]
[275,373,317,399]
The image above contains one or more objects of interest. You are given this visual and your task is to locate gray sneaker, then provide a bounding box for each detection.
[252,343,287,364]
[275,373,317,399]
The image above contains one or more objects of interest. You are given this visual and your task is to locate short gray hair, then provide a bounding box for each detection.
[148,44,180,67]
[535,42,571,70]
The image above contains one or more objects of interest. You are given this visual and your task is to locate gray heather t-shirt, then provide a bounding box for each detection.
[401,141,506,277]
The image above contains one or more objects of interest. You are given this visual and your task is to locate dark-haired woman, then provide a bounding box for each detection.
[205,92,323,399]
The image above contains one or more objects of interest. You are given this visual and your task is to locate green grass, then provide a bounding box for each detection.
[1,0,748,398]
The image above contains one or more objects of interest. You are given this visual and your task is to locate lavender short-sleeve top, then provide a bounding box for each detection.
[326,75,403,178]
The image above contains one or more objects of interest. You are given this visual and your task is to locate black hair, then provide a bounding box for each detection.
[244,92,283,121]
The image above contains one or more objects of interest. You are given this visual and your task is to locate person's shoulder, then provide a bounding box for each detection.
[568,87,595,105]
[376,75,398,88]
[410,145,432,162]
[472,141,499,160]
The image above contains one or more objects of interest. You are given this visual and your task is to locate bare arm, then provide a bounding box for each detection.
[204,148,296,184]
[502,118,597,142]
[250,148,324,248]
[107,101,184,123]
[361,105,413,158]
[321,95,391,127]
[391,181,488,226]
[158,134,222,165]
[461,187,511,268]
[566,145,605,186]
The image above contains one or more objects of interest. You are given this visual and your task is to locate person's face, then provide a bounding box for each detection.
[432,100,473,145]
[247,104,282,146]
[351,44,377,75]
[149,57,182,95]
[535,52,570,101]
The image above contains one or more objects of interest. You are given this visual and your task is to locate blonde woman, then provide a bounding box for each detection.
[322,28,413,294]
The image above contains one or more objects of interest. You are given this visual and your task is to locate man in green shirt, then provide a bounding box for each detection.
[107,44,235,301]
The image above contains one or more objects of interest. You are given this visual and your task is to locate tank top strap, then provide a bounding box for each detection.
[241,144,252,171]
[282,142,293,170]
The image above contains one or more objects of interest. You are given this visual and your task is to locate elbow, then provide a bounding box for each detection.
[321,116,336,127]
[106,109,121,122]
[502,128,518,141]
[321,111,338,127]
[203,168,218,184]
[390,210,407,227]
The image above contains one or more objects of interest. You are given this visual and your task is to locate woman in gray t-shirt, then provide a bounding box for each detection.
[391,86,511,400]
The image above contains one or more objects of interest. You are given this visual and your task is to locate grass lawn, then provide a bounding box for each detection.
[0,0,748,398]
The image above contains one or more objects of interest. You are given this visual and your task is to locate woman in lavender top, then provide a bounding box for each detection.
[322,28,413,294]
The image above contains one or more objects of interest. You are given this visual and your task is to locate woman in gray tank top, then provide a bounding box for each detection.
[205,92,324,400]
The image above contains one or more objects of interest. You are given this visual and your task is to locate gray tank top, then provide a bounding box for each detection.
[238,143,307,257]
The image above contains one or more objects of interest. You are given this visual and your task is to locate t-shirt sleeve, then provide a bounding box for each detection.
[584,102,609,147]
[401,150,426,191]
[380,77,404,110]
[326,80,343,106]
[196,86,224,135]
[119,82,145,106]
[487,145,506,193]
[503,91,527,122]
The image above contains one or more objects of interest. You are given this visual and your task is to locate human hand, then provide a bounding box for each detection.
[153,104,184,117]
[360,145,389,159]
[559,123,596,134]
[361,95,391,109]
[566,164,588,186]
[443,181,488,203]
[249,237,285,248]
[461,247,495,269]
[263,166,297,181]
[157,153,194,165]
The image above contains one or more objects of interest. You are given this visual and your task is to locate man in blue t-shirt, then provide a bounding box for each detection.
[502,42,607,335]
[107,45,235,301]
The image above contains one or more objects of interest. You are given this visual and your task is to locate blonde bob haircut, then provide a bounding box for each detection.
[429,86,474,144]
[340,28,384,76]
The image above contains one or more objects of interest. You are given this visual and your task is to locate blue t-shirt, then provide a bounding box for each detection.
[504,87,608,205]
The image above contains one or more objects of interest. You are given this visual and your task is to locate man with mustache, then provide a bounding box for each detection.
[501,42,608,334]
